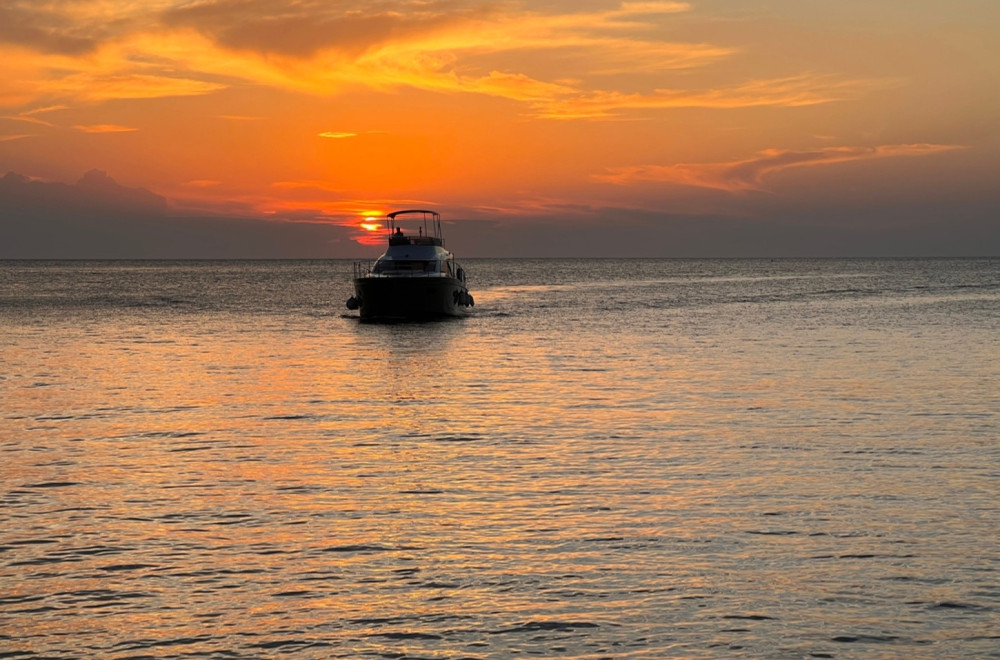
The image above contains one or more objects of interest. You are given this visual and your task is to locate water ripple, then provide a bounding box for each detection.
[1,258,997,659]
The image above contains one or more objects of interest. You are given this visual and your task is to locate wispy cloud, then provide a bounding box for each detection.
[0,0,903,124]
[22,104,67,115]
[319,132,357,139]
[0,2,101,55]
[272,180,345,193]
[2,105,66,126]
[1,114,53,127]
[596,144,965,190]
[0,133,36,141]
[58,71,225,103]
[73,124,139,133]
[526,74,897,119]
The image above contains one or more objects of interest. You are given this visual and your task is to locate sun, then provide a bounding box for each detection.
[353,211,387,246]
[358,209,385,233]
[358,210,384,233]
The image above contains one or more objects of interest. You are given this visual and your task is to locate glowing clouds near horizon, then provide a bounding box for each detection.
[355,223,386,247]
[595,144,968,192]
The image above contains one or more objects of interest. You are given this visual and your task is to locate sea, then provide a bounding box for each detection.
[1,258,998,659]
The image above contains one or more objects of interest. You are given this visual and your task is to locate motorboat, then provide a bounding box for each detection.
[346,209,474,321]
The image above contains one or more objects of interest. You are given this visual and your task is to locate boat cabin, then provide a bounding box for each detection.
[388,229,442,247]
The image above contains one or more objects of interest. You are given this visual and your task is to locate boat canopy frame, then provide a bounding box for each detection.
[386,209,443,242]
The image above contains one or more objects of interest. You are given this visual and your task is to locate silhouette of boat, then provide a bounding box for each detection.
[346,209,474,321]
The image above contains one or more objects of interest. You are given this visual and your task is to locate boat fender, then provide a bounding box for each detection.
[346,296,360,310]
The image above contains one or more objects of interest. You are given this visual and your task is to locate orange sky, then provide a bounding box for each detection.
[1,0,998,256]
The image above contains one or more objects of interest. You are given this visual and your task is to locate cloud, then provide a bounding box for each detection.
[153,0,694,65]
[318,130,390,139]
[0,169,167,216]
[0,169,360,258]
[160,0,495,59]
[463,72,577,103]
[73,124,139,133]
[0,3,100,55]
[0,105,66,129]
[528,73,898,118]
[272,180,344,192]
[154,2,885,117]
[619,2,692,14]
[2,167,997,258]
[0,1,739,111]
[595,143,965,190]
[0,134,36,141]
[0,1,898,121]
[74,168,170,210]
[4,107,134,136]
[53,71,226,103]
[0,40,228,107]
[22,104,68,115]
[0,1,182,55]
[1,114,54,127]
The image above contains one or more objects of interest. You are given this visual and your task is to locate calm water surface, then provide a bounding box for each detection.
[1,258,998,658]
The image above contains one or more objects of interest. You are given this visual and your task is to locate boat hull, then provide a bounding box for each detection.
[353,276,470,321]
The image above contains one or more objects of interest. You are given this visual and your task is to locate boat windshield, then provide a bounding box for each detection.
[373,260,437,273]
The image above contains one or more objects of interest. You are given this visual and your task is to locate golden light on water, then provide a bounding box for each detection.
[2,260,998,655]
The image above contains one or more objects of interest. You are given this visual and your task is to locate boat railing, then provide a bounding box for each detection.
[353,261,371,279]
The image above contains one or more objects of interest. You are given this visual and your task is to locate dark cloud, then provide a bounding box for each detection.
[0,4,100,55]
[0,0,483,60]
[160,0,488,58]
[0,170,357,258]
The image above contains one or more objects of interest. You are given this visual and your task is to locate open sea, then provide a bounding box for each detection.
[1,257,998,659]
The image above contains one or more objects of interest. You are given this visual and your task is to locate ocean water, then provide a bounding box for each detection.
[1,258,998,659]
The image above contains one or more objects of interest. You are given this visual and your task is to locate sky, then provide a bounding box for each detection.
[1,0,998,257]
